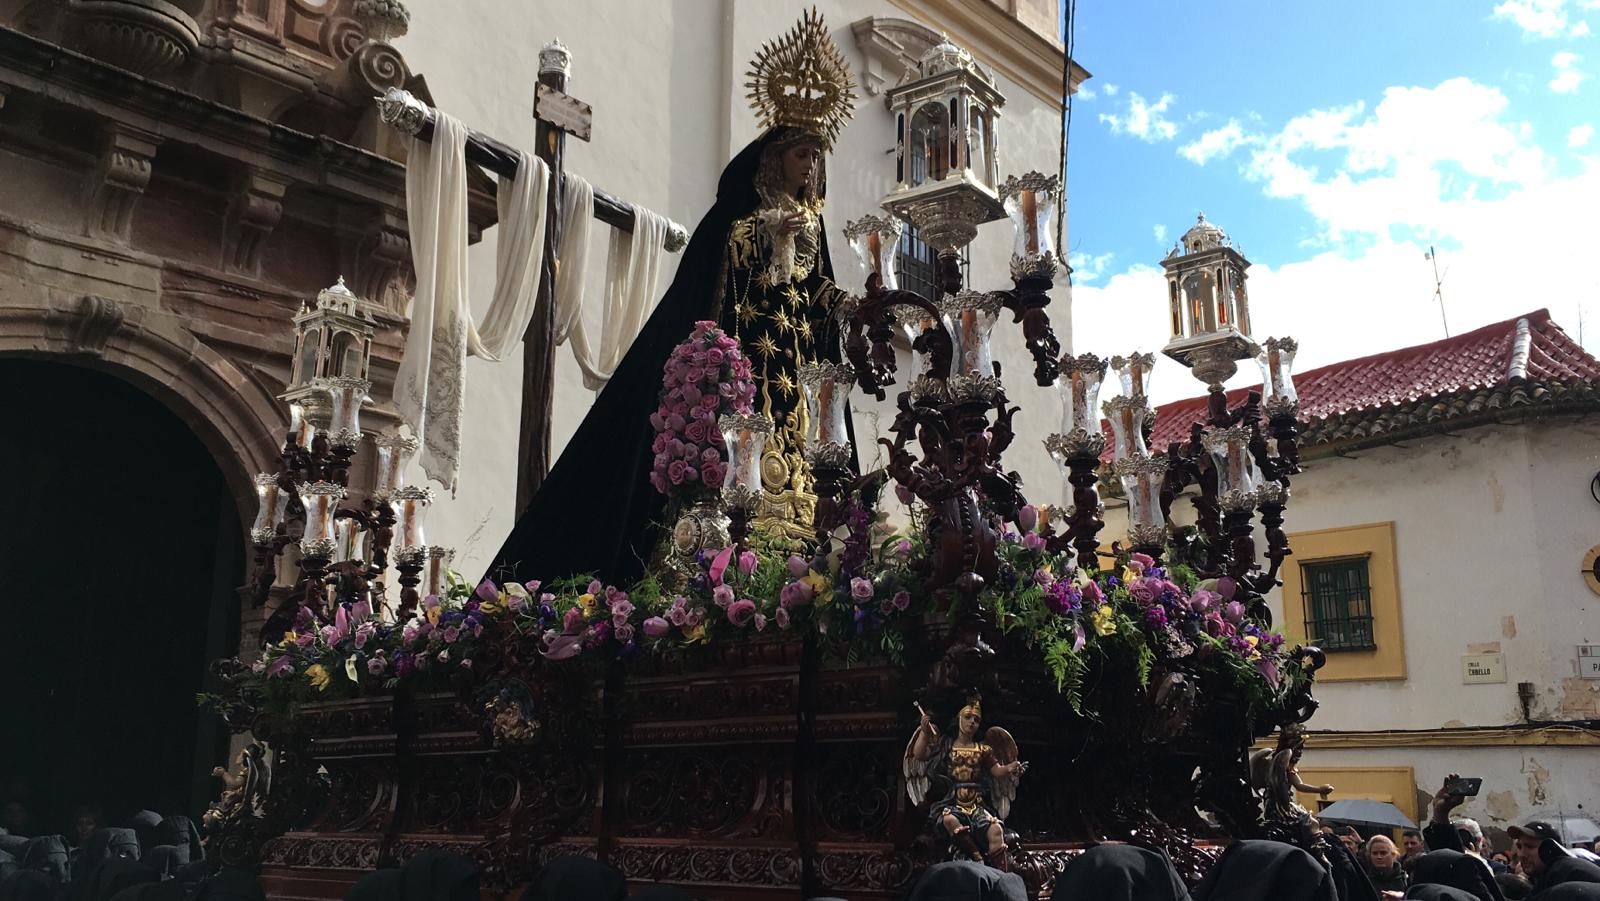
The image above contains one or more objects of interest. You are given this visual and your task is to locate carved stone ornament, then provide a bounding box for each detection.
[71,0,201,78]
[70,294,126,356]
[351,0,410,44]
[83,122,160,242]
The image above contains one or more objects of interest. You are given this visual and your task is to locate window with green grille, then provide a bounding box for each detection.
[1300,557,1376,651]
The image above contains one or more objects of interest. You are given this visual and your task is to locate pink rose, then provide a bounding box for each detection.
[850,577,874,602]
[682,384,703,405]
[737,551,758,576]
[1023,532,1047,552]
[643,616,670,638]
[686,367,705,383]
[1222,600,1245,625]
[667,413,687,432]
[685,420,709,444]
[780,580,813,607]
[713,584,735,608]
[668,460,688,484]
[615,623,635,643]
[892,590,911,610]
[700,394,720,410]
[649,411,665,431]
[775,607,791,629]
[726,598,757,626]
[701,462,726,486]
[650,471,668,493]
[683,466,699,483]
[1130,552,1156,570]
[702,447,721,464]
[610,599,635,622]
[707,348,725,366]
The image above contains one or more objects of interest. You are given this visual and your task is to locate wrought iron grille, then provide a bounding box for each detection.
[1301,557,1376,651]
[895,225,968,302]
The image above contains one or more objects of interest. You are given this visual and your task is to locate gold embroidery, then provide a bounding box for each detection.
[753,334,780,360]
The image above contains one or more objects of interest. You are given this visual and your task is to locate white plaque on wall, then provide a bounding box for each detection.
[1461,653,1507,684]
[1580,646,1600,680]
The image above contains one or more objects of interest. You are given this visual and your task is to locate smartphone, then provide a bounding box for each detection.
[1443,776,1483,797]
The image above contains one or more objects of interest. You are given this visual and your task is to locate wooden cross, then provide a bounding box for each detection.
[376,41,684,515]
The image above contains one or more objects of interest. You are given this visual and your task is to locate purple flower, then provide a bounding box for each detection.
[592,621,613,645]
[1023,532,1047,553]
[614,622,635,643]
[708,546,735,586]
[402,624,418,643]
[394,654,414,676]
[895,538,913,559]
[542,634,583,661]
[775,607,791,629]
[738,551,758,576]
[1145,606,1169,627]
[475,579,499,604]
[319,624,338,645]
[366,655,387,676]
[1256,656,1281,688]
[563,607,585,632]
[643,616,670,638]
[443,626,460,643]
[787,554,809,578]
[850,577,874,602]
[1188,589,1221,614]
[266,656,294,679]
[895,482,915,506]
[780,580,813,608]
[1129,579,1161,606]
[713,584,736,608]
[1083,581,1103,604]
[423,594,441,610]
[1017,505,1038,532]
[610,598,635,622]
[1072,626,1087,653]
[892,590,911,611]
[1222,600,1246,625]
[296,631,316,648]
[726,598,757,626]
[1217,576,1238,601]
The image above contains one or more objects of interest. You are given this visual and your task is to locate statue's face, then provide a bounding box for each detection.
[958,709,980,738]
[781,141,822,194]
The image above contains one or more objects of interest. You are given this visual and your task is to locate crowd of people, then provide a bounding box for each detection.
[4,775,1597,900]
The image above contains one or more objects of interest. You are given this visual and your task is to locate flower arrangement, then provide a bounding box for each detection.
[647,322,756,498]
[208,492,1298,725]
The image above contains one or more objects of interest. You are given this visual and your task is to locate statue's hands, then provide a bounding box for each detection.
[918,709,938,739]
[776,212,806,238]
[1315,784,1335,796]
[1007,761,1028,778]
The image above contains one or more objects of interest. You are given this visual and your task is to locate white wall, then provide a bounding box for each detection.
[1101,416,1600,832]
[396,0,1075,576]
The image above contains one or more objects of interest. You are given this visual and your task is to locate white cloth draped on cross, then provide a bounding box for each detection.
[395,112,670,492]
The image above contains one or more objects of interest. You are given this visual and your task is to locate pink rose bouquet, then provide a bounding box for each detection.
[648,321,757,499]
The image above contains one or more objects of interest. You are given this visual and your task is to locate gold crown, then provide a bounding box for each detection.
[959,696,982,717]
[744,7,858,148]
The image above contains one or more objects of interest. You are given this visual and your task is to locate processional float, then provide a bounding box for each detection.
[207,18,1332,901]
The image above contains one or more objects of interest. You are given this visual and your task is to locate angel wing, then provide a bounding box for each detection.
[903,730,938,807]
[985,726,1021,820]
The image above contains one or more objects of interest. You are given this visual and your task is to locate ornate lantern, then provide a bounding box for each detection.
[297,481,347,558]
[1160,214,1257,388]
[251,473,290,547]
[1057,353,1106,437]
[287,402,315,449]
[334,515,368,564]
[1204,426,1259,512]
[893,302,952,381]
[390,485,433,551]
[425,546,454,599]
[999,171,1061,280]
[285,277,377,424]
[1116,454,1169,551]
[799,362,856,467]
[316,375,371,450]
[843,215,903,290]
[940,291,1001,379]
[1103,396,1151,462]
[719,414,772,508]
[1111,352,1156,401]
[880,37,1006,254]
[1256,337,1299,415]
[372,433,419,501]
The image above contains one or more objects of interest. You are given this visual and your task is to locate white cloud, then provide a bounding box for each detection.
[1099,91,1180,143]
[1180,120,1251,164]
[1153,224,1168,245]
[1075,84,1097,101]
[1073,76,1600,408]
[1102,83,1120,97]
[1551,51,1586,92]
[1068,250,1118,284]
[1494,0,1574,37]
[1572,20,1593,35]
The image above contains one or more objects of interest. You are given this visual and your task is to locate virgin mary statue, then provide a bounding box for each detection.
[489,10,859,588]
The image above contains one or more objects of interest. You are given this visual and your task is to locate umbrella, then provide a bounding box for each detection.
[1316,799,1418,830]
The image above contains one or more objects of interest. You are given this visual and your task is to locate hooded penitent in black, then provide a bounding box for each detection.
[1195,840,1337,901]
[519,855,626,901]
[907,860,1028,901]
[488,126,852,589]
[1409,850,1506,901]
[1049,845,1190,901]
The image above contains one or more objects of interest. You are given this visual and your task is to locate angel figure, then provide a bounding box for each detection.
[1250,724,1332,829]
[904,696,1027,867]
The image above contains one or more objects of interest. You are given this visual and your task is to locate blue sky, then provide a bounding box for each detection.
[1064,0,1600,405]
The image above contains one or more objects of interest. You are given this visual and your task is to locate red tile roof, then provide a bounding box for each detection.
[1133,310,1600,455]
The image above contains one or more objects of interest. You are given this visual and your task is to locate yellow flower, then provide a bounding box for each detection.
[1091,604,1117,637]
[427,605,442,625]
[577,593,598,619]
[803,572,832,606]
[280,632,298,649]
[683,623,708,644]
[305,664,332,692]
[1121,566,1142,584]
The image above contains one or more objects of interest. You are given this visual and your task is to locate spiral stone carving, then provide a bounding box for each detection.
[73,0,200,77]
[351,40,409,95]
